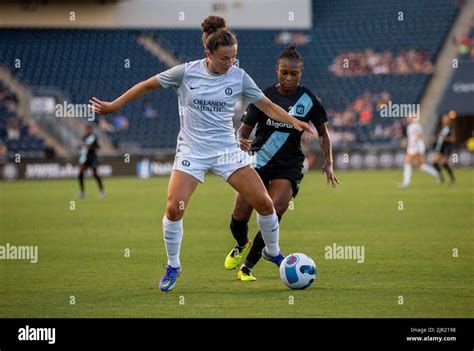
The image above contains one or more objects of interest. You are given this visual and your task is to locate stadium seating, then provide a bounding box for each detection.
[152,0,458,149]
[0,0,459,153]
[0,81,46,158]
[0,29,180,151]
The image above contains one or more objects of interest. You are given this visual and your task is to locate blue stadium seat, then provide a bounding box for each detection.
[0,0,459,151]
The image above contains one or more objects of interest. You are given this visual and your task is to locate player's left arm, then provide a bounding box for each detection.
[316,122,339,188]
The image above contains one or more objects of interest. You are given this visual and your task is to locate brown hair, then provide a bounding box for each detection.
[201,16,237,53]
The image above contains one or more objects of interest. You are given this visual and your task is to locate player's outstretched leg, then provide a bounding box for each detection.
[92,169,105,198]
[159,170,198,292]
[433,162,445,183]
[420,163,441,183]
[443,162,456,184]
[228,166,284,268]
[237,231,265,281]
[238,214,281,280]
[78,165,86,198]
[225,199,252,269]
[399,162,412,188]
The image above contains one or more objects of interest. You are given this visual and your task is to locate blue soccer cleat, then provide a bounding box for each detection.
[159,265,181,292]
[261,248,285,268]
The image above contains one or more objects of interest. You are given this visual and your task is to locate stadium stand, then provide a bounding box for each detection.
[0,0,460,154]
[0,29,180,152]
[0,80,46,158]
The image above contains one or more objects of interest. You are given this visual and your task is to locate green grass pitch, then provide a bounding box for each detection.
[1,169,472,318]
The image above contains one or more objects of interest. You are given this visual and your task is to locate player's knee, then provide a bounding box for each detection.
[273,201,289,217]
[165,200,185,221]
[233,206,251,222]
[254,195,274,216]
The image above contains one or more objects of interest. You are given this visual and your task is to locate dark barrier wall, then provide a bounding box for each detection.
[0,155,175,181]
[1,149,472,181]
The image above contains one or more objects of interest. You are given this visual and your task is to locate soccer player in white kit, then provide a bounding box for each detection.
[400,116,440,188]
[89,16,312,291]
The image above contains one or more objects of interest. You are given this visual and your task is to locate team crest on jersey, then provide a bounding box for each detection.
[296,104,305,115]
[225,87,233,96]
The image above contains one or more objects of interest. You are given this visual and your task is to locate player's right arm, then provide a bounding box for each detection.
[90,76,160,115]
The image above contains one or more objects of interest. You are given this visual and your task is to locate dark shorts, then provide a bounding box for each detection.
[81,157,99,169]
[255,167,304,197]
[438,143,452,157]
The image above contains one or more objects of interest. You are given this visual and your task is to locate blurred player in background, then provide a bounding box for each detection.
[432,113,456,184]
[78,124,105,199]
[224,46,338,281]
[399,116,440,188]
[90,16,313,292]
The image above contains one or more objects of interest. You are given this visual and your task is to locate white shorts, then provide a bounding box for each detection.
[173,148,250,183]
[407,142,425,155]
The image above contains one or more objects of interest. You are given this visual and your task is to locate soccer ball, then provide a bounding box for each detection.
[279,253,317,289]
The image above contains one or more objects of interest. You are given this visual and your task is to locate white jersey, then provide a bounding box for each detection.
[156,59,264,158]
[406,121,425,154]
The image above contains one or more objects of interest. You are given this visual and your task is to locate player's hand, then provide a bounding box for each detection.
[89,97,119,115]
[239,138,253,152]
[292,119,313,134]
[303,131,313,142]
[322,161,339,188]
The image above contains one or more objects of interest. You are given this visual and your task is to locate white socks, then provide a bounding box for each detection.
[420,163,440,179]
[257,212,280,257]
[403,163,412,186]
[404,163,441,186]
[163,212,280,267]
[162,215,183,268]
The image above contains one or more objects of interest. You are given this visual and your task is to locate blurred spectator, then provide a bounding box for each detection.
[99,114,128,132]
[6,117,20,140]
[275,32,310,45]
[27,121,40,137]
[330,49,434,76]
[98,116,115,132]
[0,142,7,157]
[112,115,129,131]
[325,90,407,149]
[457,32,473,58]
[0,83,18,113]
[142,99,158,118]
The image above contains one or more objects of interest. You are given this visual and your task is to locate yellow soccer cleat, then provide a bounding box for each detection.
[224,240,252,270]
[237,268,256,282]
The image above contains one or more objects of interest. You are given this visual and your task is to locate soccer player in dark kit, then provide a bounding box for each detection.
[78,124,104,198]
[224,45,339,281]
[433,112,456,185]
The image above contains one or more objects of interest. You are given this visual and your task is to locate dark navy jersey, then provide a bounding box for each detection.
[435,126,453,151]
[242,85,327,171]
[79,134,99,164]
